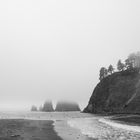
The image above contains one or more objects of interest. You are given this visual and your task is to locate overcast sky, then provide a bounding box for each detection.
[0,0,140,111]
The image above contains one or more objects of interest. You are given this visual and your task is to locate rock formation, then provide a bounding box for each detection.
[55,101,81,111]
[39,105,43,112]
[84,68,140,114]
[31,105,38,111]
[42,100,54,112]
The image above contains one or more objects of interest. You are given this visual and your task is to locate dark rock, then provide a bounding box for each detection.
[55,101,81,111]
[84,68,140,114]
[42,100,54,112]
[31,105,38,111]
[39,105,43,111]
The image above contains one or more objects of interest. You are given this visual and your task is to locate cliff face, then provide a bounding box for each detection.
[84,68,140,114]
[55,101,81,112]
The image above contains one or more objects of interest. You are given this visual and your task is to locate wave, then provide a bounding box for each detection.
[67,117,103,139]
[99,118,140,133]
[67,117,140,139]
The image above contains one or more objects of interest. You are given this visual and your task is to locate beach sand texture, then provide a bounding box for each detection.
[54,120,93,140]
[0,119,62,140]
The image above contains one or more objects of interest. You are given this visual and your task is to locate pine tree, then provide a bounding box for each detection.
[117,60,125,71]
[99,67,108,81]
[125,59,133,69]
[108,64,114,74]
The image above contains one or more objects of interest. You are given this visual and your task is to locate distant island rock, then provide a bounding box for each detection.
[39,105,43,112]
[41,100,54,112]
[31,105,38,111]
[55,101,81,111]
[84,68,140,114]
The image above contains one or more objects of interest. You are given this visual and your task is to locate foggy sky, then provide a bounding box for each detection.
[0,0,140,110]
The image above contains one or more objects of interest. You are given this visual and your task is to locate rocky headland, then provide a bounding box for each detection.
[84,68,140,114]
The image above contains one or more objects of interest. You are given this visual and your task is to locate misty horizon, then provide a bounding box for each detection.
[0,0,140,111]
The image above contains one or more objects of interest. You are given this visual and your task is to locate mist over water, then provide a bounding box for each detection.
[0,0,140,111]
[0,111,140,140]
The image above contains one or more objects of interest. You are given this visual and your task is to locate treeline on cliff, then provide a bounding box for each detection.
[99,52,140,81]
[84,52,140,114]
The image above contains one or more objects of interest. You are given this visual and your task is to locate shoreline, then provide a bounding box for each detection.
[54,120,93,140]
[66,115,140,139]
[111,115,140,126]
[99,115,140,133]
[1,112,140,139]
[0,118,94,140]
[0,119,62,140]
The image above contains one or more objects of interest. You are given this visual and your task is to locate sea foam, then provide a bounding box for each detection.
[67,117,104,139]
[99,118,140,133]
[67,117,140,139]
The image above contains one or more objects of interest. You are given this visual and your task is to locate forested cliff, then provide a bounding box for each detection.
[84,68,140,114]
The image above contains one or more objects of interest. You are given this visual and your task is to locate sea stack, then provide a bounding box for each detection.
[55,101,81,111]
[31,105,38,111]
[42,100,54,112]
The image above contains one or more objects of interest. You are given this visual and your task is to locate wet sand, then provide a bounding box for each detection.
[54,120,93,140]
[111,115,140,126]
[0,119,93,140]
[0,119,62,140]
[1,113,140,140]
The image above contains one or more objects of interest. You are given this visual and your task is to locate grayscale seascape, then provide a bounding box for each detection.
[0,111,140,139]
[0,0,140,139]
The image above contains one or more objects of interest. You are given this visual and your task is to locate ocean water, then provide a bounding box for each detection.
[0,111,92,120]
[0,111,140,140]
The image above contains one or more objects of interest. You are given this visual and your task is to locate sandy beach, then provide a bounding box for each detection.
[0,119,63,140]
[0,118,92,140]
[54,120,93,140]
[1,112,140,140]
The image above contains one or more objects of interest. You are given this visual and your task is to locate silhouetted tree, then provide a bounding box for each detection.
[135,52,140,68]
[125,58,133,69]
[31,105,37,111]
[125,52,140,69]
[117,60,125,71]
[108,64,114,74]
[99,67,108,81]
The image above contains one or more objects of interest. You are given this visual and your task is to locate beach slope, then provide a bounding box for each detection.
[0,119,62,140]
